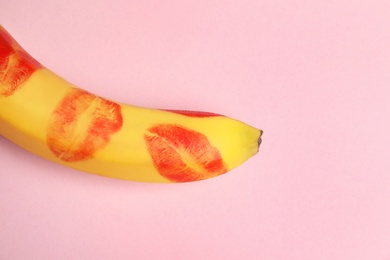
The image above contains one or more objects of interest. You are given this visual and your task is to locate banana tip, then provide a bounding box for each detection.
[257,129,263,151]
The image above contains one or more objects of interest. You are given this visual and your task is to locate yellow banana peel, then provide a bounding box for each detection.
[0,25,262,183]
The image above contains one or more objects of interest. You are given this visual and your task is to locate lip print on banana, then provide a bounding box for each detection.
[144,124,228,182]
[46,88,123,162]
[0,26,41,97]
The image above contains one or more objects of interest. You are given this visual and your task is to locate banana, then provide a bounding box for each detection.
[0,25,262,183]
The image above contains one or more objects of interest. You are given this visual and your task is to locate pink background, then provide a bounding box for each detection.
[1,1,390,259]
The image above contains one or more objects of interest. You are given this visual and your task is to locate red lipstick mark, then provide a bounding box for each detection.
[162,109,223,118]
[144,124,227,182]
[0,26,41,96]
[47,88,123,162]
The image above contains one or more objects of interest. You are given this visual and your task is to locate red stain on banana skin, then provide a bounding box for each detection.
[162,109,223,118]
[144,124,227,182]
[0,26,41,96]
[47,88,123,162]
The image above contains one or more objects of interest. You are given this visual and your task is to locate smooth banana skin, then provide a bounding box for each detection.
[0,25,262,183]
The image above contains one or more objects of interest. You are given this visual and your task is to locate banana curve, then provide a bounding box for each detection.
[0,25,263,183]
